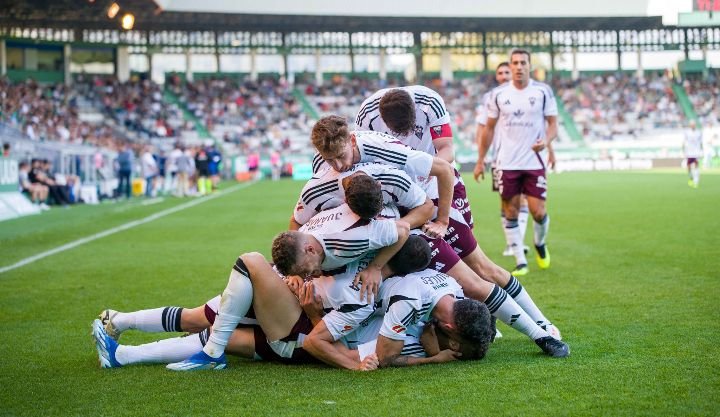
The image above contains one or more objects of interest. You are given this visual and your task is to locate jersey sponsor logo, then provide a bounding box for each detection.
[414,125,423,139]
[392,324,406,334]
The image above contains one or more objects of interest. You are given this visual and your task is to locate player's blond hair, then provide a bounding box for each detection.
[311,115,350,157]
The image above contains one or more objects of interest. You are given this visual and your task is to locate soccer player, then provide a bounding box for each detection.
[474,62,530,257]
[291,162,434,231]
[479,49,558,276]
[354,86,475,231]
[95,254,379,371]
[684,120,703,188]
[372,246,495,367]
[355,85,454,162]
[165,197,409,369]
[311,116,455,240]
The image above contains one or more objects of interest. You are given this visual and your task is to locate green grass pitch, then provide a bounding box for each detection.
[0,170,718,416]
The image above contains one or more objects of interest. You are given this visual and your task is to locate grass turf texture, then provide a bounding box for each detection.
[0,170,718,416]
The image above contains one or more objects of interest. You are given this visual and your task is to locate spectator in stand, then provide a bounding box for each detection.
[18,161,49,210]
[2,143,10,157]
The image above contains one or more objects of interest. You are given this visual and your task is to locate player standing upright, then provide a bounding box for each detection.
[479,50,559,276]
[684,120,703,189]
[474,62,531,258]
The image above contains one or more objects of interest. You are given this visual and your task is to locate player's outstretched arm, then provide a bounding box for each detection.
[353,220,410,303]
[424,158,454,238]
[400,197,434,229]
[376,335,460,367]
[303,321,367,370]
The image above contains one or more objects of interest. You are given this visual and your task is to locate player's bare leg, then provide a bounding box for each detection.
[241,252,303,341]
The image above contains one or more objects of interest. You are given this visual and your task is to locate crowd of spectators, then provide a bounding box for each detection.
[79,75,189,141]
[553,73,686,141]
[683,71,720,126]
[0,77,118,148]
[167,75,309,155]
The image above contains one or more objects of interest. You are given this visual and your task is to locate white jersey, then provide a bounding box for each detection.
[312,131,434,180]
[294,162,427,226]
[312,256,378,343]
[378,269,464,341]
[355,85,452,156]
[684,129,704,158]
[486,79,558,170]
[298,203,398,272]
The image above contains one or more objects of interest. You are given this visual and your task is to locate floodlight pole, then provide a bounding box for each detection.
[413,32,423,83]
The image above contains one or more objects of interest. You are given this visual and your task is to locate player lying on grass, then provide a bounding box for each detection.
[163,176,410,369]
[310,116,564,343]
[93,236,491,369]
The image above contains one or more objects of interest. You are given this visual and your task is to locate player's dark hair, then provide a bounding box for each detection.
[271,231,302,276]
[345,175,383,220]
[496,61,509,70]
[379,89,416,136]
[387,235,431,275]
[453,299,494,360]
[311,115,350,157]
[510,49,531,63]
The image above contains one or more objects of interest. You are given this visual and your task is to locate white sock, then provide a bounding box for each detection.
[518,206,529,243]
[533,214,550,247]
[115,331,206,365]
[503,275,551,327]
[692,167,700,185]
[203,259,254,358]
[113,307,184,333]
[504,219,527,266]
[483,284,548,340]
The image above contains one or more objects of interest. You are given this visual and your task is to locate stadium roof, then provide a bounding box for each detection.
[1,0,666,32]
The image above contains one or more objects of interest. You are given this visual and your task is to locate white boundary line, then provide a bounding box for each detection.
[0,181,256,275]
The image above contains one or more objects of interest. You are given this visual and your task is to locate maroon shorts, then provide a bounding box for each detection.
[419,234,461,273]
[204,297,316,364]
[445,215,478,259]
[498,169,547,201]
[687,158,698,165]
[491,167,500,192]
[452,169,474,229]
[252,314,317,364]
